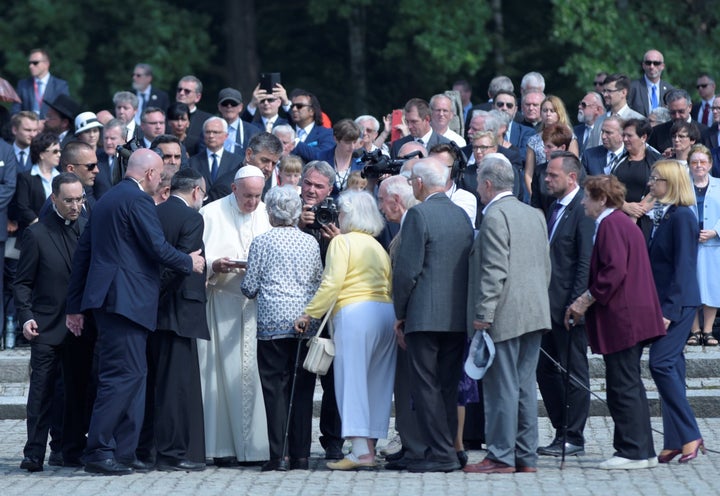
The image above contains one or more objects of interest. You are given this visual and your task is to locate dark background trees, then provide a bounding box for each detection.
[1,0,719,121]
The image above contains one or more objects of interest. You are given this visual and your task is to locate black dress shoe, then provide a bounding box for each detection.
[20,456,43,472]
[84,459,134,475]
[157,459,206,472]
[213,456,238,467]
[63,458,84,468]
[48,451,63,467]
[324,446,344,460]
[385,457,412,470]
[456,451,468,468]
[117,458,154,473]
[290,458,309,470]
[261,459,288,472]
[407,458,460,473]
[537,442,584,457]
[384,447,406,462]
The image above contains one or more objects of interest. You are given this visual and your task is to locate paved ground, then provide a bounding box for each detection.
[1,417,719,495]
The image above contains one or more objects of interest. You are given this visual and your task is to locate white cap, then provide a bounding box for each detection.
[234,165,265,180]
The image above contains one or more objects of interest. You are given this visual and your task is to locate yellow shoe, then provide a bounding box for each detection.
[327,454,377,471]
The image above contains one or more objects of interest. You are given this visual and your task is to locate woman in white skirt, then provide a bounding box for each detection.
[295,190,397,470]
[688,145,720,346]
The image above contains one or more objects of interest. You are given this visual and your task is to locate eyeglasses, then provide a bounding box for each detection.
[74,163,98,171]
[473,145,494,151]
[643,60,663,66]
[406,176,421,185]
[593,80,605,86]
[579,102,594,108]
[259,98,278,104]
[648,176,667,183]
[712,106,720,111]
[62,195,86,206]
[176,87,194,95]
[290,103,310,110]
[196,185,208,201]
[220,100,240,107]
[45,148,61,154]
[28,60,43,66]
[133,73,148,78]
[697,84,710,89]
[495,101,515,109]
[602,88,622,94]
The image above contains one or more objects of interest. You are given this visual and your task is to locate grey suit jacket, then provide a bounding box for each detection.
[627,78,674,117]
[392,193,474,334]
[468,195,551,342]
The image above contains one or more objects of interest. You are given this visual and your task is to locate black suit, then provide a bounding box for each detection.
[186,108,213,142]
[189,149,243,190]
[536,190,593,447]
[13,172,47,232]
[12,75,70,119]
[390,132,450,159]
[15,213,93,464]
[648,119,711,153]
[137,195,209,465]
[94,150,113,198]
[135,86,170,116]
[240,108,289,130]
[226,119,261,157]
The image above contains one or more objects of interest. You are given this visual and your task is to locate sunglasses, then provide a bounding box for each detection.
[133,73,148,78]
[28,60,43,66]
[75,162,98,171]
[643,60,663,66]
[176,88,194,95]
[697,84,710,89]
[495,101,515,109]
[260,98,278,104]
[290,103,310,110]
[220,100,240,107]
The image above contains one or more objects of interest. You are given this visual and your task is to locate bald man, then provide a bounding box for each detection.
[66,148,204,475]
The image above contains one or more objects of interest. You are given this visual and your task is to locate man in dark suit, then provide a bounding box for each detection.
[241,83,290,131]
[217,88,261,157]
[16,173,86,473]
[582,116,626,176]
[648,89,711,154]
[288,89,334,155]
[574,92,605,155]
[692,74,716,127]
[176,76,213,142]
[136,168,209,472]
[0,139,18,333]
[392,157,474,473]
[96,119,126,193]
[390,98,451,159]
[65,149,205,475]
[491,91,534,159]
[139,107,167,149]
[464,154,551,474]
[44,95,80,145]
[10,111,40,173]
[113,92,142,143]
[536,152,593,458]
[11,49,70,119]
[627,49,674,118]
[132,63,169,124]
[189,117,243,193]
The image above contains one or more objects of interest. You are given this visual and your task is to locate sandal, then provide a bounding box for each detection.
[703,332,719,347]
[687,331,702,346]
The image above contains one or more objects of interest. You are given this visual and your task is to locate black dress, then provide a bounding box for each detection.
[613,148,661,240]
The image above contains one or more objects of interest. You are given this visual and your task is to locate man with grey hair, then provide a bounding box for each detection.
[113,91,141,142]
[520,72,545,96]
[102,118,127,186]
[198,165,272,466]
[176,75,213,141]
[131,63,169,124]
[392,157,474,472]
[647,88,711,154]
[218,87,260,157]
[575,92,606,152]
[430,94,466,146]
[518,90,545,130]
[463,153,550,474]
[355,115,383,153]
[189,116,243,193]
[272,124,296,157]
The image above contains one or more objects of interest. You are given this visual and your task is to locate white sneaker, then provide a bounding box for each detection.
[646,456,658,468]
[598,456,650,470]
[379,434,402,457]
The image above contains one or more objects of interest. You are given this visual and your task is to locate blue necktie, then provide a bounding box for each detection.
[651,85,659,110]
[547,203,563,239]
[210,154,219,183]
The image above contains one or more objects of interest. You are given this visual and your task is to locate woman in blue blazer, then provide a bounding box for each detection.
[647,160,704,464]
[687,145,720,347]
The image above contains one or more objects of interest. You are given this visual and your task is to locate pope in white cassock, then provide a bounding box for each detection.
[198,165,271,464]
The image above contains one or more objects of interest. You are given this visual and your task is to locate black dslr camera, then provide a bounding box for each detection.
[359,149,405,179]
[309,198,338,230]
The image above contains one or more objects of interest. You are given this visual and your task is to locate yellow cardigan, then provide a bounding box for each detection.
[305,231,392,319]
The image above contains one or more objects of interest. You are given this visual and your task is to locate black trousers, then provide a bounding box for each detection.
[604,343,656,460]
[24,341,62,460]
[61,329,97,463]
[536,323,590,446]
[405,331,465,461]
[137,330,206,464]
[257,338,316,460]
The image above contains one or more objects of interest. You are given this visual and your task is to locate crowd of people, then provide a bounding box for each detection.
[1,46,716,476]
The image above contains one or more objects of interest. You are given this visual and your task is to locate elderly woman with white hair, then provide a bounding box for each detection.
[295,190,397,471]
[241,185,323,471]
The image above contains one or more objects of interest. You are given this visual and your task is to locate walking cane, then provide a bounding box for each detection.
[279,334,305,471]
[561,317,575,469]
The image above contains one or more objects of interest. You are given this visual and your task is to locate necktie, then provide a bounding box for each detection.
[605,152,616,174]
[33,79,43,113]
[416,138,424,145]
[547,202,563,239]
[582,126,590,149]
[265,119,274,133]
[140,93,147,111]
[210,153,219,183]
[18,150,26,170]
[224,126,236,152]
[702,102,710,127]
[651,85,658,110]
[297,128,307,142]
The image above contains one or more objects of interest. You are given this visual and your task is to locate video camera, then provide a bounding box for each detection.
[359,149,406,180]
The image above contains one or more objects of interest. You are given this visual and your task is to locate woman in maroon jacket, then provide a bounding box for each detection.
[566,175,666,471]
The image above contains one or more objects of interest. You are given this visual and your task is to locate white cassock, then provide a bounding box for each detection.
[198,193,272,461]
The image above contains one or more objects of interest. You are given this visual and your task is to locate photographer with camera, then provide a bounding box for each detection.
[296,160,344,460]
